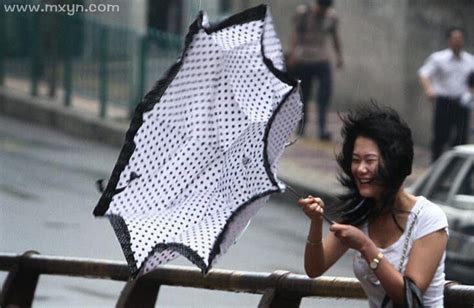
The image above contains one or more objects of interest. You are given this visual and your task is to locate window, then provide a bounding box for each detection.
[427,156,466,203]
[456,163,474,196]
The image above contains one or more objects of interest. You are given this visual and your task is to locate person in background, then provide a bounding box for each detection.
[288,0,343,141]
[461,71,474,109]
[297,104,448,307]
[418,27,474,162]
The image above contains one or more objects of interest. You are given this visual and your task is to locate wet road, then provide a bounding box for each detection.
[0,115,366,307]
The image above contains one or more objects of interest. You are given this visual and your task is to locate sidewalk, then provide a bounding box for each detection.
[0,85,431,203]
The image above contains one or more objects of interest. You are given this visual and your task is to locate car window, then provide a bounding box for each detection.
[457,164,474,196]
[427,156,466,203]
[452,161,474,210]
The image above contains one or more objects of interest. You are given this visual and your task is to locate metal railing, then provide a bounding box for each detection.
[1,7,182,119]
[1,251,473,307]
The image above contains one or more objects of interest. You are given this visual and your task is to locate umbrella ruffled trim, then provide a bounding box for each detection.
[108,214,137,274]
[93,4,301,277]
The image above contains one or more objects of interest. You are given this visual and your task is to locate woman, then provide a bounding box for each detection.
[297,104,448,307]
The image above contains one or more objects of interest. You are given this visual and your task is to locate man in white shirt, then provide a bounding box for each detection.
[418,27,474,162]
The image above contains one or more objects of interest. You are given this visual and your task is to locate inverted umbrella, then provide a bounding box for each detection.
[94,4,302,276]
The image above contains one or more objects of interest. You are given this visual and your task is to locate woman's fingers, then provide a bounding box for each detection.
[297,197,326,221]
[329,224,349,245]
[329,224,370,251]
[297,198,309,206]
[297,196,325,207]
[329,223,343,232]
[313,197,325,207]
[310,204,324,214]
[330,224,348,238]
[297,196,315,205]
[297,196,328,221]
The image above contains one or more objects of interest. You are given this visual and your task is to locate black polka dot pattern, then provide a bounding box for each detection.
[94,5,302,277]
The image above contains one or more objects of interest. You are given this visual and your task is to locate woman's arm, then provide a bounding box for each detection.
[404,229,448,292]
[331,223,406,302]
[305,220,348,277]
[373,229,447,303]
[330,224,448,304]
[298,197,348,277]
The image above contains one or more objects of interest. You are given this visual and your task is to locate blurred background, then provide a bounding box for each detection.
[1,0,474,307]
[2,0,474,143]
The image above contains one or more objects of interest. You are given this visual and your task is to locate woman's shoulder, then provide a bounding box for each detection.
[413,196,448,239]
[416,196,447,219]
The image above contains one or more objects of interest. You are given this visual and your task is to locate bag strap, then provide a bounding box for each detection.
[404,276,424,307]
[398,204,424,272]
[382,276,424,308]
[382,204,425,308]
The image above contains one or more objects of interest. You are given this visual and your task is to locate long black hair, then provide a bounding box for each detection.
[334,103,414,226]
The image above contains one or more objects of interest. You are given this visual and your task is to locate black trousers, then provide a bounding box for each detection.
[290,61,332,137]
[432,96,470,161]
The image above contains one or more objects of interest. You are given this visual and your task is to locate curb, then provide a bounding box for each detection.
[0,87,127,147]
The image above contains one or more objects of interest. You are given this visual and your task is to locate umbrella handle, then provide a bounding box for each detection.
[285,183,334,225]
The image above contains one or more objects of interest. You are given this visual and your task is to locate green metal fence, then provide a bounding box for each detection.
[1,7,183,119]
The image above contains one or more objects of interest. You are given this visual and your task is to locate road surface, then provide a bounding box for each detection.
[0,115,366,307]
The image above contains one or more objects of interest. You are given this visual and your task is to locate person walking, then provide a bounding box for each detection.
[418,27,474,162]
[288,0,343,140]
[297,104,448,307]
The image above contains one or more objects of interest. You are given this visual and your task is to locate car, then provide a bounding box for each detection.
[409,145,474,285]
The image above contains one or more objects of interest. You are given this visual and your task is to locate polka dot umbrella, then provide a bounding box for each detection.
[93,4,302,277]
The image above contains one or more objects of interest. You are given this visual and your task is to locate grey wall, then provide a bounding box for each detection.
[333,0,408,112]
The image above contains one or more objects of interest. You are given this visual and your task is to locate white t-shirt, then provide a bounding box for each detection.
[418,48,474,98]
[353,197,448,308]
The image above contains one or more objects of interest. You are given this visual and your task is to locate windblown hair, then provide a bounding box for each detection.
[334,103,414,226]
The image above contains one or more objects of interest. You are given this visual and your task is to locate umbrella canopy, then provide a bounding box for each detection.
[94,4,302,276]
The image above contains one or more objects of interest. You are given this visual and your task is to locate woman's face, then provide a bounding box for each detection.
[351,136,385,200]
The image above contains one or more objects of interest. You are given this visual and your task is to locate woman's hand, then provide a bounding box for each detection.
[297,195,326,222]
[329,223,372,252]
